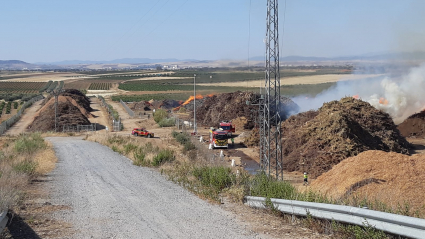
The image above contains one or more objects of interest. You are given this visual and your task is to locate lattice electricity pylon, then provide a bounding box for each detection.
[261,0,283,180]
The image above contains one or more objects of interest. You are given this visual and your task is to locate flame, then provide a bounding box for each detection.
[173,94,215,111]
[379,97,389,105]
[353,94,360,99]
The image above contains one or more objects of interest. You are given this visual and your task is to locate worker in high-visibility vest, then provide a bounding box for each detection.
[303,172,308,185]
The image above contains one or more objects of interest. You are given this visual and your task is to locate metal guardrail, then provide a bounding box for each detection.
[0,95,44,135]
[245,196,425,239]
[0,210,9,234]
[120,99,135,117]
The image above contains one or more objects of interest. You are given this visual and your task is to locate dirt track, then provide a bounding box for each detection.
[5,100,43,135]
[45,136,266,239]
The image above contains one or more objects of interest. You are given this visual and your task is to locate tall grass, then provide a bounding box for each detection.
[14,132,46,153]
[0,133,50,211]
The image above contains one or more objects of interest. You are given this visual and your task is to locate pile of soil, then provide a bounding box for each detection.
[397,110,425,137]
[130,101,152,111]
[159,99,181,110]
[28,90,92,132]
[281,97,410,178]
[311,150,425,215]
[183,98,206,112]
[194,91,299,130]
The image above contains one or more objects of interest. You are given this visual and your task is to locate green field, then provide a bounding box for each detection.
[114,82,336,102]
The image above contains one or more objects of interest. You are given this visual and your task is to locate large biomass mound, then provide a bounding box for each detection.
[29,90,92,132]
[282,97,410,178]
[311,150,425,215]
[195,91,299,129]
[397,110,425,137]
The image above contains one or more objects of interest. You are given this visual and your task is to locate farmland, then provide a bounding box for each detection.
[63,80,91,90]
[0,81,47,94]
[88,82,112,90]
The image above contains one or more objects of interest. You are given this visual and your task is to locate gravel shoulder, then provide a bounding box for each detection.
[45,136,266,239]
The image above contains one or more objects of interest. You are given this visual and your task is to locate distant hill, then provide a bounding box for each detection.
[0,60,30,65]
[250,51,425,62]
[36,58,197,65]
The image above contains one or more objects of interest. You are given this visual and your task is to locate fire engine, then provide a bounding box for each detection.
[209,128,229,149]
[219,121,235,136]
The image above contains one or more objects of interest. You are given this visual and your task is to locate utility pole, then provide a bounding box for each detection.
[53,89,61,132]
[193,74,197,134]
[260,0,283,180]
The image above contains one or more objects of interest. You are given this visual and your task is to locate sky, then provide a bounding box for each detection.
[0,0,424,63]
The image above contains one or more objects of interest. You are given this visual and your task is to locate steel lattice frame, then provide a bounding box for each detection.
[260,0,283,180]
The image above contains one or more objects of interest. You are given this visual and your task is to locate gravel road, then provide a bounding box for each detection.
[46,137,266,239]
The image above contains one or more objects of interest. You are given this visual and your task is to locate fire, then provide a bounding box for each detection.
[173,94,215,111]
[379,97,389,105]
[352,94,360,99]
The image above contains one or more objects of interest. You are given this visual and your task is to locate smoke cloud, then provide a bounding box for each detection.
[291,63,425,124]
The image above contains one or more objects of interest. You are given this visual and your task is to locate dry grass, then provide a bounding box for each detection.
[34,141,57,175]
[0,133,58,211]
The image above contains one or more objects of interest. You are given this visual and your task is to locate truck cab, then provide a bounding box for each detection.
[209,128,229,149]
[219,121,235,137]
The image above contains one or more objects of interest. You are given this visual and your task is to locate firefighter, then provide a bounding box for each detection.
[303,172,308,185]
[231,137,234,146]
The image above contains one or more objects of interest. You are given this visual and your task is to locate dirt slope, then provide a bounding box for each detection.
[311,150,425,215]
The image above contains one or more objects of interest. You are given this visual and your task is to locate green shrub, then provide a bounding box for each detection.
[107,135,126,145]
[13,160,38,175]
[153,109,168,123]
[14,133,46,154]
[183,142,196,153]
[123,143,138,155]
[133,147,148,166]
[152,149,174,166]
[158,117,175,127]
[249,172,296,200]
[193,166,235,193]
[111,145,122,154]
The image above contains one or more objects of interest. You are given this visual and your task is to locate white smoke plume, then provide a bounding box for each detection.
[291,63,425,124]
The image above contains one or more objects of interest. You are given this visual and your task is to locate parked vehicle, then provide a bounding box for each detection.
[132,128,154,138]
[209,127,229,149]
[219,121,235,137]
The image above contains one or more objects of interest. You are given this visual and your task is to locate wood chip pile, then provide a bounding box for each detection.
[28,89,92,132]
[397,110,425,137]
[311,150,425,215]
[194,91,299,129]
[281,97,410,178]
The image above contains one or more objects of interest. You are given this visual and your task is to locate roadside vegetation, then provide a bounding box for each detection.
[153,109,175,127]
[88,130,408,238]
[0,133,57,212]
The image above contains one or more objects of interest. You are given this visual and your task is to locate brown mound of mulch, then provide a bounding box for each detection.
[61,89,92,113]
[311,150,425,215]
[397,110,425,137]
[194,91,299,130]
[281,97,410,178]
[159,99,181,110]
[28,90,92,132]
[130,101,152,111]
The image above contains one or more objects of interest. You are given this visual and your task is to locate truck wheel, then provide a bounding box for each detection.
[134,133,138,136]
[147,134,152,138]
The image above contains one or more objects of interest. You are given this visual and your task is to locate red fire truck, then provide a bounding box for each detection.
[209,128,229,149]
[219,121,235,137]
